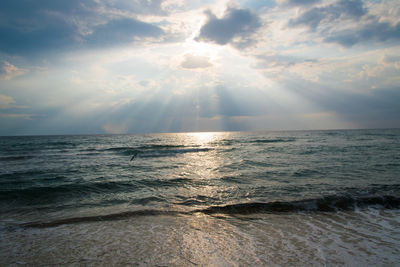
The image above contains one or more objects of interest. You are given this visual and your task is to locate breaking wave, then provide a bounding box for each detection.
[20,194,400,228]
[199,195,400,214]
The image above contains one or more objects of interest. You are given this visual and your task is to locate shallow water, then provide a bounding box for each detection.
[2,209,399,266]
[1,129,399,265]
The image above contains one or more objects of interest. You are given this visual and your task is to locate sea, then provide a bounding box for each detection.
[0,129,399,266]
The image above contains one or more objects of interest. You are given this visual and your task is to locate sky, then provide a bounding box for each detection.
[0,0,400,135]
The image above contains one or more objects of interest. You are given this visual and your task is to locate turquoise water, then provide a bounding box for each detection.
[1,129,400,265]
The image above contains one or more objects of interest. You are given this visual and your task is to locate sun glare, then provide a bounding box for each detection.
[187,132,218,145]
[183,38,220,58]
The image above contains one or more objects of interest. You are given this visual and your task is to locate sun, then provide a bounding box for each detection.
[182,37,221,58]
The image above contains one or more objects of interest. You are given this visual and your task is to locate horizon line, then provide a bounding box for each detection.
[1,127,399,138]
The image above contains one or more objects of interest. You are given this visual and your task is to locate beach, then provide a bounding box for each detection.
[1,129,399,266]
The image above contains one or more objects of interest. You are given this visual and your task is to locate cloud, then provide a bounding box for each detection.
[238,0,276,10]
[325,88,400,128]
[101,0,166,15]
[249,53,320,82]
[279,0,321,7]
[382,54,400,68]
[196,7,262,48]
[323,20,400,47]
[285,0,400,47]
[0,0,165,55]
[277,67,400,128]
[180,54,212,69]
[1,0,400,135]
[0,0,94,19]
[0,94,15,109]
[85,18,164,47]
[0,17,78,55]
[0,113,33,119]
[0,61,26,80]
[288,0,366,29]
[0,0,93,54]
[252,54,317,69]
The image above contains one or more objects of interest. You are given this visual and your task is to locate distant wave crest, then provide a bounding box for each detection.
[246,138,296,144]
[99,145,212,158]
[0,155,35,161]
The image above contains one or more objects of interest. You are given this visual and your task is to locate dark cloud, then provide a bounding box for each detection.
[324,20,400,47]
[282,77,400,128]
[325,87,400,128]
[288,0,366,29]
[0,0,165,55]
[86,18,163,47]
[196,7,262,48]
[0,22,78,55]
[285,0,400,47]
[102,0,166,15]
[0,0,80,54]
[0,0,94,20]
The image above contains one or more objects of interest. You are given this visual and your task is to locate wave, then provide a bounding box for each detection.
[100,145,212,158]
[43,141,78,148]
[19,194,400,228]
[132,196,166,205]
[138,177,192,187]
[0,177,195,204]
[199,195,400,214]
[104,144,186,152]
[137,148,212,158]
[0,155,35,161]
[0,181,139,202]
[22,209,181,228]
[246,138,296,144]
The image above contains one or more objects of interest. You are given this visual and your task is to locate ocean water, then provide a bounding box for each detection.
[0,129,399,266]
